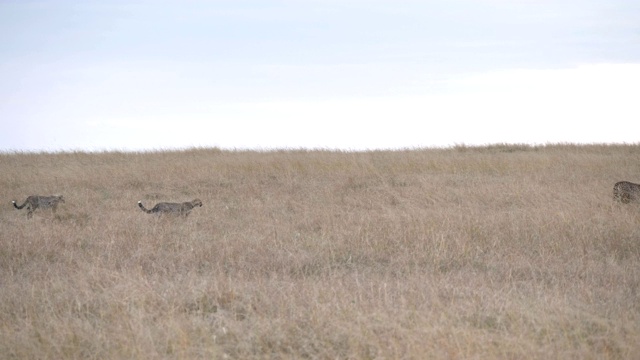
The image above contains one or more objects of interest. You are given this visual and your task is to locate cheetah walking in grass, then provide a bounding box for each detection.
[138,199,203,217]
[12,195,65,219]
[613,181,640,203]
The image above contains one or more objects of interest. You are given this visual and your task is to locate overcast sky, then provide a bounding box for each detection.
[1,0,639,152]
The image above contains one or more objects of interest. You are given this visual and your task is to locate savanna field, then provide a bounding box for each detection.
[1,144,639,359]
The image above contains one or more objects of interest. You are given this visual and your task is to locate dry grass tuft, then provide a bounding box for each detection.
[1,144,640,359]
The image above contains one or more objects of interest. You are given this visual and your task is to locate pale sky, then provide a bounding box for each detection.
[1,0,639,152]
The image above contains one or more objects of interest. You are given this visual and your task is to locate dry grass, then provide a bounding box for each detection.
[1,144,640,359]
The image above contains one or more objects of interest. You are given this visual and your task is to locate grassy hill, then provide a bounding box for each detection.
[1,144,639,359]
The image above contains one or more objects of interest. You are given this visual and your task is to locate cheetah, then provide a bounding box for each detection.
[138,199,203,217]
[613,181,640,203]
[12,195,65,219]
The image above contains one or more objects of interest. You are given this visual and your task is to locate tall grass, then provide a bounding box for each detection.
[1,144,639,359]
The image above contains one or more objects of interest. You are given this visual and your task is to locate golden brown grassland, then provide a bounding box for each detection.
[1,144,640,359]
